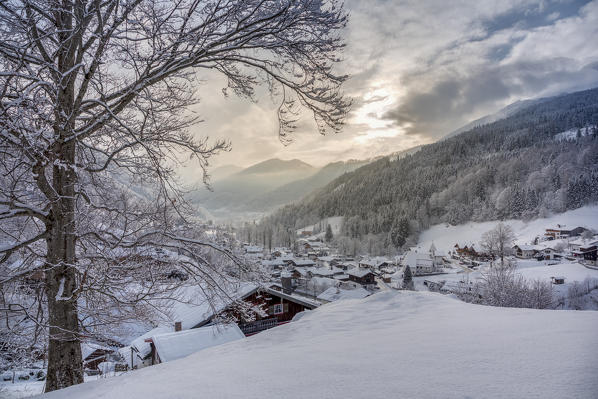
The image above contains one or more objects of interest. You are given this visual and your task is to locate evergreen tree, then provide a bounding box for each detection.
[325,224,334,242]
[403,266,414,290]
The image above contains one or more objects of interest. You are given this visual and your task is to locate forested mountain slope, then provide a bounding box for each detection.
[442,97,549,140]
[264,87,598,244]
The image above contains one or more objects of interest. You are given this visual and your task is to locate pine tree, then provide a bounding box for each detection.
[403,266,414,290]
[325,224,333,242]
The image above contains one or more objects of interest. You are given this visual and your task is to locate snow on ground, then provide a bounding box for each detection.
[38,291,598,399]
[1,375,114,399]
[418,205,598,253]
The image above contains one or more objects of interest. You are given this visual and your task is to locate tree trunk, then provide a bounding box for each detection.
[44,269,83,392]
[44,139,83,392]
[43,3,84,388]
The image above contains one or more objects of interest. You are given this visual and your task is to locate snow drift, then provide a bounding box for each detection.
[39,291,598,399]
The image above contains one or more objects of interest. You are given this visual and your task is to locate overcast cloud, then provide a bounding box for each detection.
[179,0,598,181]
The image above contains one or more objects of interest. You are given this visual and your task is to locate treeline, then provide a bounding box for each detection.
[256,88,598,254]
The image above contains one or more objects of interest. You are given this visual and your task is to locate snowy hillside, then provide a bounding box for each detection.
[296,216,344,236]
[418,205,598,253]
[554,125,597,142]
[39,292,598,399]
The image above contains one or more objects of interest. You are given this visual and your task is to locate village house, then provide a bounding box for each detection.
[453,243,478,258]
[512,245,539,259]
[569,238,598,253]
[551,276,566,285]
[543,225,588,240]
[428,243,446,267]
[545,228,570,240]
[542,247,562,261]
[270,249,284,258]
[288,258,316,268]
[126,282,320,369]
[336,260,358,271]
[244,245,264,259]
[400,245,444,276]
[316,255,343,268]
[358,257,393,270]
[573,244,598,264]
[347,268,376,288]
[261,258,286,270]
[213,285,320,336]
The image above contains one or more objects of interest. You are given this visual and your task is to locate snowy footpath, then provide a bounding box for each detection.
[37,291,598,399]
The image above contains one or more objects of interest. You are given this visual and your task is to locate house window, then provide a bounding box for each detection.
[273,303,284,314]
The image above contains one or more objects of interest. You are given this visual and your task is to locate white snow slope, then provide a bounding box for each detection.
[39,291,598,399]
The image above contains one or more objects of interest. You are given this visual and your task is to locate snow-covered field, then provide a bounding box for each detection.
[418,205,598,253]
[35,291,598,399]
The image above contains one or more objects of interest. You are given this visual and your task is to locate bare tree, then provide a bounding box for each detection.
[458,260,553,309]
[480,223,516,266]
[0,0,349,392]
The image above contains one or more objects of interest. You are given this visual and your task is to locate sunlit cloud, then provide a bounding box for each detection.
[179,0,598,180]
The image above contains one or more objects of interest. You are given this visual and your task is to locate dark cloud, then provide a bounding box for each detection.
[382,57,598,139]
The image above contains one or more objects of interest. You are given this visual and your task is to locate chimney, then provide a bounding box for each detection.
[281,275,293,294]
[174,321,182,332]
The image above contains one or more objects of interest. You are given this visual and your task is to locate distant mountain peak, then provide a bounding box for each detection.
[237,158,314,175]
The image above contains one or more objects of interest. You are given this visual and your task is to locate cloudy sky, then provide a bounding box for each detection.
[181,0,598,179]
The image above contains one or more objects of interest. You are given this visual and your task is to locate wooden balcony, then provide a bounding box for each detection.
[239,317,278,336]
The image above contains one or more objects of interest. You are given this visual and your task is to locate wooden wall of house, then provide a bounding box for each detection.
[222,291,309,325]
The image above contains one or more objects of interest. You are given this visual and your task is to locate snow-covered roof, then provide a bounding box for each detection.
[170,283,259,330]
[402,251,433,268]
[308,267,336,277]
[127,326,173,360]
[514,245,539,251]
[334,274,350,280]
[265,285,321,309]
[291,259,316,266]
[338,261,358,269]
[262,259,286,267]
[317,255,341,262]
[152,324,245,363]
[347,268,373,278]
[81,343,112,360]
[317,286,371,302]
[359,257,392,268]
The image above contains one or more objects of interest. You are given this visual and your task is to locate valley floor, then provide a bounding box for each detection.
[36,291,598,399]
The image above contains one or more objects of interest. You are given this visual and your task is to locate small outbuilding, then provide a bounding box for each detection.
[551,276,565,285]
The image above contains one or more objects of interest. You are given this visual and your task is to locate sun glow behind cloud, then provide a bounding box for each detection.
[351,87,407,144]
[176,0,598,180]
